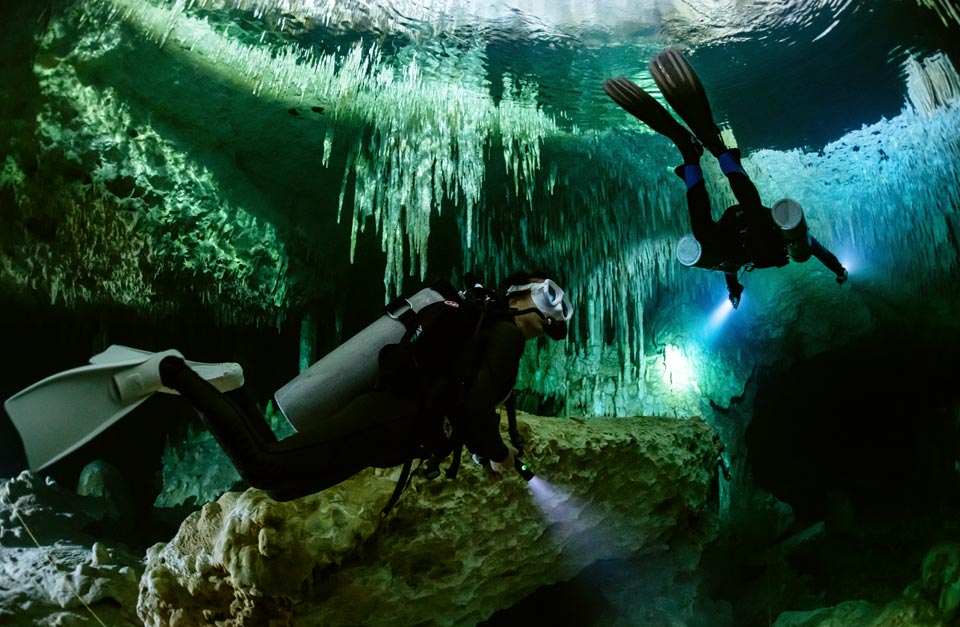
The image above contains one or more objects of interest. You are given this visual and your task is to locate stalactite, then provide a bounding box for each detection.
[299,314,317,373]
[913,0,960,28]
[49,2,960,416]
[90,0,556,299]
[905,52,960,117]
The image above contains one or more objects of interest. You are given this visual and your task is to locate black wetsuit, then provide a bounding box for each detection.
[159,318,524,501]
[682,150,845,292]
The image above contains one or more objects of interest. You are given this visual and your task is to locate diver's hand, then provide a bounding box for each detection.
[489,444,519,475]
[728,282,744,310]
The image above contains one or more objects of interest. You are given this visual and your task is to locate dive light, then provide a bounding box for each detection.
[514,457,534,481]
[471,453,535,480]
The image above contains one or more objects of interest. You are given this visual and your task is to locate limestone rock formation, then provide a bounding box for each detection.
[137,412,723,626]
[773,542,960,627]
[0,471,144,626]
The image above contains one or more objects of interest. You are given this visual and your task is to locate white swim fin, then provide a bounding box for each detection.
[4,345,244,471]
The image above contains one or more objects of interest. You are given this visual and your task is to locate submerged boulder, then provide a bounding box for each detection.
[137,412,723,626]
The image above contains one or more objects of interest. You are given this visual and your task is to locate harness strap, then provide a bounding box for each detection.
[380,458,414,518]
[505,391,525,455]
[445,436,464,479]
[380,278,517,498]
[441,299,493,479]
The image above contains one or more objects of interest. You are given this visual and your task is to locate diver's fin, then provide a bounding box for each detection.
[603,77,703,161]
[648,48,725,155]
[91,344,245,399]
[4,345,244,472]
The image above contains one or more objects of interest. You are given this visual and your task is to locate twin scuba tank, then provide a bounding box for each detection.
[675,197,813,270]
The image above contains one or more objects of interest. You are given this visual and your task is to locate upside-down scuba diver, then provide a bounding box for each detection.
[604,47,848,309]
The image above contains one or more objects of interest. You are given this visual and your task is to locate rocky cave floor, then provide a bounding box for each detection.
[3,415,960,627]
[3,312,959,626]
[478,498,960,626]
[10,457,956,627]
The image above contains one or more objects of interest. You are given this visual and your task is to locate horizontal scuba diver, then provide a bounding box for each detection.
[604,47,848,309]
[157,271,573,503]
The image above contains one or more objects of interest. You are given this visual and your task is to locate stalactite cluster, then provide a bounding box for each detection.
[16,0,960,415]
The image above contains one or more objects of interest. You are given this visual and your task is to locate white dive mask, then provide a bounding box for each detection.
[505,278,573,323]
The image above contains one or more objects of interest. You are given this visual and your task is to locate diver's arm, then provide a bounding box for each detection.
[460,321,526,463]
[810,236,848,281]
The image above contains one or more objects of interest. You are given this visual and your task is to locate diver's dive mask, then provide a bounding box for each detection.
[505,278,573,340]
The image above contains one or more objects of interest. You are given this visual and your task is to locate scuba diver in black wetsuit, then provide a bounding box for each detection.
[604,47,848,309]
[157,271,573,504]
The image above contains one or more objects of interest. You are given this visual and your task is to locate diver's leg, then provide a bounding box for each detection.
[273,391,426,468]
[678,165,722,245]
[257,391,427,501]
[717,150,763,208]
[810,236,848,282]
[160,356,424,500]
[225,388,279,444]
[159,356,291,489]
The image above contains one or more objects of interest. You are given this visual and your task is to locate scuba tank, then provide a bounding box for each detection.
[274,286,448,432]
[675,234,741,273]
[771,198,813,262]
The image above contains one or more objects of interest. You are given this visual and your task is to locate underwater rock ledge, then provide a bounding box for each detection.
[137,412,722,627]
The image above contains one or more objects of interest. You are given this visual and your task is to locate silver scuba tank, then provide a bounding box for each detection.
[274,287,446,432]
[771,198,813,262]
[675,234,741,274]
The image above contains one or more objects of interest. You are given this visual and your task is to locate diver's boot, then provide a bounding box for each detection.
[717,148,745,176]
[672,134,705,191]
[672,131,706,187]
[674,162,704,191]
[677,134,704,166]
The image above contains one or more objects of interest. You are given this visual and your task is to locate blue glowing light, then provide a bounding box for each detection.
[705,296,735,334]
[835,245,863,277]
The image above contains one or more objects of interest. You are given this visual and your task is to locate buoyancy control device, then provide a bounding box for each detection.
[274,283,459,433]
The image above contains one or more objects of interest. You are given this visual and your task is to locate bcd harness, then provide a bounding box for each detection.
[378,276,531,517]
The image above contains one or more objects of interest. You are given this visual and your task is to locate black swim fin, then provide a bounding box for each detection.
[603,77,703,163]
[648,48,726,156]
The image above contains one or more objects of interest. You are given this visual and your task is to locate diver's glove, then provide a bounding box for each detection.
[488,444,519,475]
[835,268,849,285]
[728,283,744,310]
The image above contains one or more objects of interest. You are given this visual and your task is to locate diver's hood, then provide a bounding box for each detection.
[506,278,573,340]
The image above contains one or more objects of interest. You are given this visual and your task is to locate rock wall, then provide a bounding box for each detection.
[773,542,960,627]
[137,412,723,626]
